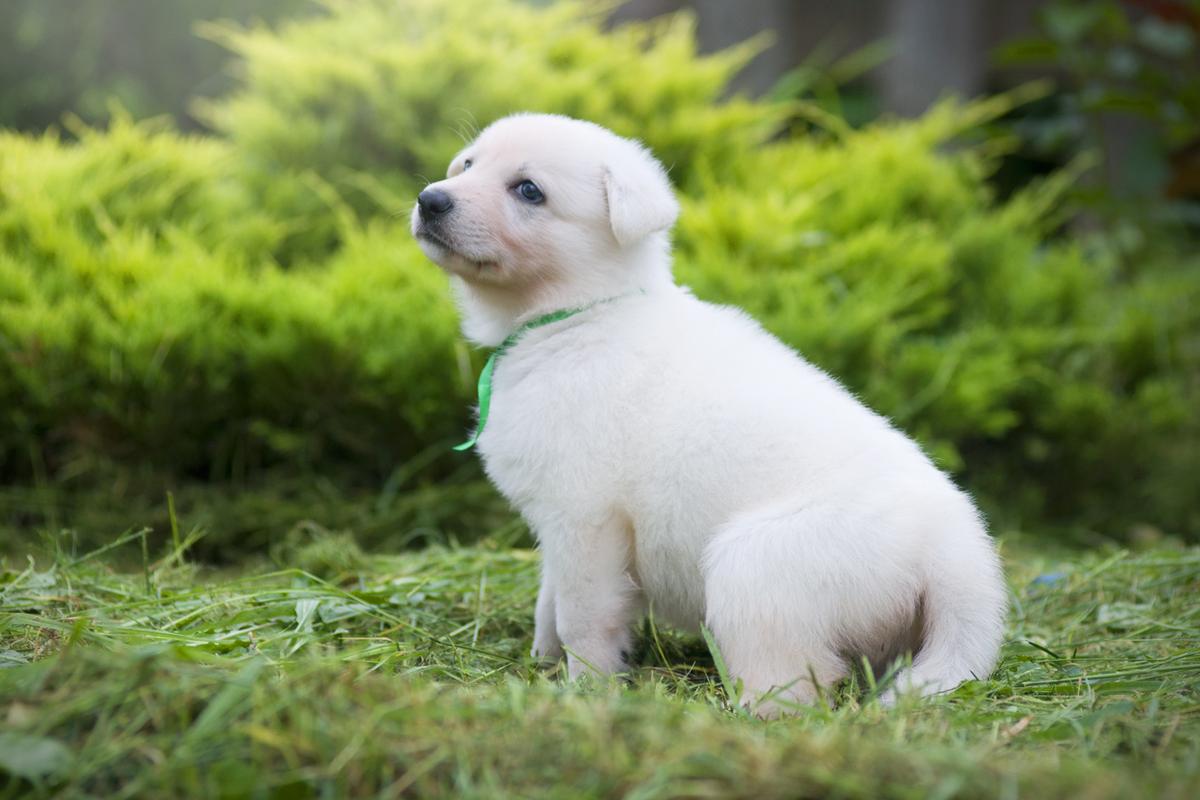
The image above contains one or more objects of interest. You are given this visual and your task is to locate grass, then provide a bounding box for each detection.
[1,528,1198,799]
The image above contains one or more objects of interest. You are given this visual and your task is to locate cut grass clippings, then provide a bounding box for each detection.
[1,535,1198,798]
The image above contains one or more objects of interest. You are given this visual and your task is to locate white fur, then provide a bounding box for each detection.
[412,113,1006,715]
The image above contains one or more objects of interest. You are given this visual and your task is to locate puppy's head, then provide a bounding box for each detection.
[411,114,678,288]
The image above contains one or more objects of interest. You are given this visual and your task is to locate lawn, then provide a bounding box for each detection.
[2,530,1197,798]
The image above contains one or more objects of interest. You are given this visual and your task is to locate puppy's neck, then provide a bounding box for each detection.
[452,235,674,346]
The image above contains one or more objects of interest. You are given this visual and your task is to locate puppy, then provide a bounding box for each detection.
[412,114,1006,714]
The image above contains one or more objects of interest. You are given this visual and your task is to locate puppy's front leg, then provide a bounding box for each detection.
[531,566,563,663]
[539,515,639,680]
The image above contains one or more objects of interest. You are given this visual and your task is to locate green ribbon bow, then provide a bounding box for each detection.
[454,294,635,451]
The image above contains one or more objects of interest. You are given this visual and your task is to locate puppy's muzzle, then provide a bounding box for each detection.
[417,188,454,221]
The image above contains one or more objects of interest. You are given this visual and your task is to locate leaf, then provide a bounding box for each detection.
[0,649,30,668]
[1136,17,1195,58]
[22,571,57,590]
[294,598,320,633]
[1044,3,1103,43]
[700,624,741,707]
[1096,602,1154,630]
[317,600,372,624]
[993,38,1061,67]
[0,732,72,782]
[178,660,265,751]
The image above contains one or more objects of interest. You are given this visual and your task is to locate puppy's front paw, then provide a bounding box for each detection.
[530,623,561,666]
[563,629,632,680]
[531,634,564,665]
[566,651,629,681]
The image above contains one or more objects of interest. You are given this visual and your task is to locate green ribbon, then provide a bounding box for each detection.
[453,295,633,451]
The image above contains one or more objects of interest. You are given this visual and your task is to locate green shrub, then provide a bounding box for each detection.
[0,115,285,264]
[199,0,779,258]
[0,0,1196,551]
[0,117,467,492]
[0,0,315,132]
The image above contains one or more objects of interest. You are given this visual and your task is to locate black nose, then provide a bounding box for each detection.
[417,188,454,218]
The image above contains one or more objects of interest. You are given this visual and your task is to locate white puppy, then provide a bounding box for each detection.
[412,113,1006,714]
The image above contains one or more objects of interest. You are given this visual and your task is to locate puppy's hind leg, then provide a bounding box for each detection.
[886,498,1006,701]
[701,508,851,716]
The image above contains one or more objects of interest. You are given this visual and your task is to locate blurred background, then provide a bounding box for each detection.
[5,0,1198,203]
[0,0,1197,561]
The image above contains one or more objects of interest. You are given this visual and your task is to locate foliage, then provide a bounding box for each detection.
[995,0,1200,212]
[0,0,315,132]
[198,0,779,258]
[767,38,892,129]
[1,535,1198,797]
[0,116,467,490]
[0,0,1197,551]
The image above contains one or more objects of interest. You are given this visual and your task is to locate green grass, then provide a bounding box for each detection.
[1,531,1198,798]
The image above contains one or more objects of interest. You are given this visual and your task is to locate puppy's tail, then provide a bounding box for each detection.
[890,504,1007,700]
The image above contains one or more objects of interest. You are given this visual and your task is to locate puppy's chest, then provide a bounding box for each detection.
[476,347,625,504]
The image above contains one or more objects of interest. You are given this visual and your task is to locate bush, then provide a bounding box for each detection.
[0,0,1196,551]
[0,0,315,132]
[199,0,778,259]
[0,116,466,486]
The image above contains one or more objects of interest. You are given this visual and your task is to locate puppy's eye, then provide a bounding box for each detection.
[463,158,473,171]
[514,180,545,204]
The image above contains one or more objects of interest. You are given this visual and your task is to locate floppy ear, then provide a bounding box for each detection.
[603,143,680,247]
